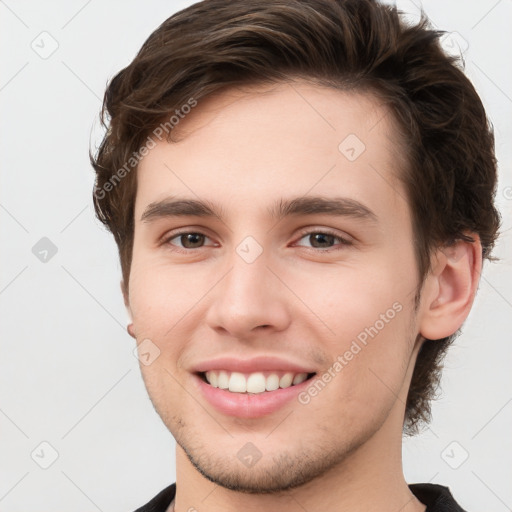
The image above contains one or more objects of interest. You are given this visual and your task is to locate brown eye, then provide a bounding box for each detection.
[164,232,214,250]
[308,233,336,248]
[176,233,205,248]
[295,231,351,250]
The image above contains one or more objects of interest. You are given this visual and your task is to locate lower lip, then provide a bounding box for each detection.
[193,373,313,418]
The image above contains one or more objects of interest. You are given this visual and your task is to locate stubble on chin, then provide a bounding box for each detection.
[172,416,371,495]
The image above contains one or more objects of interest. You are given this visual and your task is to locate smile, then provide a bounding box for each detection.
[200,370,316,394]
[194,370,317,418]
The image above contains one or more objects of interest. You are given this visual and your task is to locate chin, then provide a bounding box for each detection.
[174,420,373,495]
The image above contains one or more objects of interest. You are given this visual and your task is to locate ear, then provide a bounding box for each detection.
[121,280,136,339]
[419,234,482,340]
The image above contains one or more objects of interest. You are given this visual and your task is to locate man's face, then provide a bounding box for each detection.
[127,81,426,492]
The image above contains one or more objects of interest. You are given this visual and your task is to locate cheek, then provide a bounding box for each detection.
[128,254,208,337]
[303,307,413,434]
[286,261,408,344]
[288,264,415,401]
[128,258,195,419]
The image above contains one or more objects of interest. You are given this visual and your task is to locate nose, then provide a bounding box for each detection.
[205,249,291,339]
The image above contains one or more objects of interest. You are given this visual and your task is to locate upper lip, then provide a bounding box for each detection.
[191,356,316,374]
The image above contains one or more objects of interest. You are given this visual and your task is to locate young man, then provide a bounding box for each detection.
[91,0,499,510]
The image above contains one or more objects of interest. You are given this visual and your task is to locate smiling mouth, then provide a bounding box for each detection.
[197,370,317,394]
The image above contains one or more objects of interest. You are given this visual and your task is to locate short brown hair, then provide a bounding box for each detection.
[91,0,500,434]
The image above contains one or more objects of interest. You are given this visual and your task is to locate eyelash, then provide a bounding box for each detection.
[161,228,353,254]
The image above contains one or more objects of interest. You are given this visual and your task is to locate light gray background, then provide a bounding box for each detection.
[1,1,511,510]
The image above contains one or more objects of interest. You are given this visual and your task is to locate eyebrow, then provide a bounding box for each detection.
[140,195,377,224]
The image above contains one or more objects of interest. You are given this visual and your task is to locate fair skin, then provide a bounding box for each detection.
[123,81,481,512]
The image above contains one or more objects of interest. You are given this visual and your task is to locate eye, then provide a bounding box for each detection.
[294,230,352,250]
[164,231,216,250]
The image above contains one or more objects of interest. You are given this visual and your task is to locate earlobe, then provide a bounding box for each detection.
[419,235,482,340]
[127,323,136,338]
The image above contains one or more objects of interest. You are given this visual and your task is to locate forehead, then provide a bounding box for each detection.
[135,80,409,224]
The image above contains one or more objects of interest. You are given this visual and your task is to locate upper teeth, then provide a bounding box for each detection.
[204,371,309,394]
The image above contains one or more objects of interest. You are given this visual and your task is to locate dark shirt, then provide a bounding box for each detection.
[133,482,467,512]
